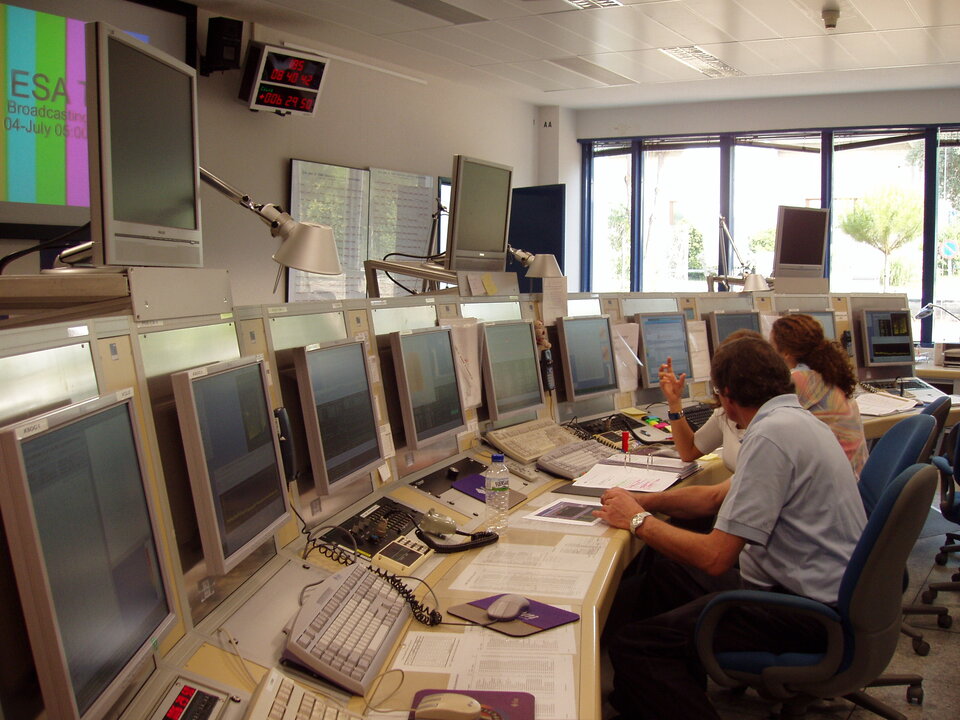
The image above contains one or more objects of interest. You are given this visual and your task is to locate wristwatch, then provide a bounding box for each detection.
[630,511,652,534]
[667,410,684,421]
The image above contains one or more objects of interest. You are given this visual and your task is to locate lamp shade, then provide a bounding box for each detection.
[272,221,342,275]
[526,253,563,279]
[742,273,768,292]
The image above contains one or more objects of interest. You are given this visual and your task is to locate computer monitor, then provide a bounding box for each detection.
[389,327,468,449]
[555,315,619,401]
[87,22,202,267]
[705,311,762,349]
[861,309,916,367]
[772,205,829,279]
[0,391,175,720]
[785,310,837,341]
[635,313,692,388]
[171,356,289,576]
[444,155,512,271]
[291,339,384,495]
[480,320,545,421]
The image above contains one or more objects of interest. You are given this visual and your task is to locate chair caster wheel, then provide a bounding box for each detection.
[912,637,930,656]
[922,589,938,604]
[953,571,960,582]
[938,614,953,629]
[906,685,923,705]
[935,552,948,565]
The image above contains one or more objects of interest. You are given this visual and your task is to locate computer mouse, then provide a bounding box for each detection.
[413,692,483,720]
[486,593,530,621]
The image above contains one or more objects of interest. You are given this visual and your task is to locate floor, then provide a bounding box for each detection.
[601,510,960,720]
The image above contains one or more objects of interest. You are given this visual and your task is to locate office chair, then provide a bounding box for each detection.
[920,424,960,604]
[695,464,937,719]
[917,395,950,463]
[856,413,948,655]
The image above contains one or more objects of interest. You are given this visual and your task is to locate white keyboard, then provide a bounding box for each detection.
[536,439,617,479]
[283,563,410,695]
[243,668,364,720]
[485,418,581,464]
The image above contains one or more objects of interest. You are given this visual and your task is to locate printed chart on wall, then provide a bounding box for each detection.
[288,160,435,301]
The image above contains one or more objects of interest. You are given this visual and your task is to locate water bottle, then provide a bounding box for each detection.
[484,454,510,534]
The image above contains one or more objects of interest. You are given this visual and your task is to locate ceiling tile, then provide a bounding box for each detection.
[388,28,500,65]
[500,14,624,55]
[906,0,960,26]
[639,1,738,45]
[850,0,921,30]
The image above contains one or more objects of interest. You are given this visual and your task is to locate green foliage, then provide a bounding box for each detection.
[688,225,704,270]
[749,228,775,253]
[839,187,923,290]
[889,258,916,287]
[908,142,960,212]
[607,202,630,287]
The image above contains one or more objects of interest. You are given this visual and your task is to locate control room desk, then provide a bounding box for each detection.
[151,455,731,720]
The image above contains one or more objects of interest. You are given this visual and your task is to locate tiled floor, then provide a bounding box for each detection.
[601,514,960,720]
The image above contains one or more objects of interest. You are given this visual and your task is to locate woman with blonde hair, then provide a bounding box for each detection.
[770,314,868,476]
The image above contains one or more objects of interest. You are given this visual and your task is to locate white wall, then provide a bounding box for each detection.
[198,16,539,305]
[575,88,960,140]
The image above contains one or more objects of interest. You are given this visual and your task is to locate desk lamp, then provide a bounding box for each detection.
[200,168,342,282]
[915,303,960,323]
[507,245,563,279]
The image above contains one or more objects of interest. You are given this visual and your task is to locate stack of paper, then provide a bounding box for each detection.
[855,391,920,416]
[570,455,698,493]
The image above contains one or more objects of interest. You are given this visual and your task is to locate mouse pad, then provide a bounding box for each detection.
[447,594,579,637]
[451,474,527,509]
[409,689,535,720]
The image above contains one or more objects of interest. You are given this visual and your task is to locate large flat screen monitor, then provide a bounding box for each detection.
[0,390,175,720]
[291,339,384,496]
[172,356,289,575]
[785,310,837,341]
[705,311,762,349]
[444,155,512,272]
[480,320,545,421]
[635,312,691,388]
[87,22,202,267]
[555,315,619,401]
[772,205,829,279]
[389,327,467,449]
[861,309,915,367]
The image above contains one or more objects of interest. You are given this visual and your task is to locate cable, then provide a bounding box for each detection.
[363,669,406,715]
[302,524,359,564]
[384,270,419,295]
[215,628,259,691]
[0,222,90,274]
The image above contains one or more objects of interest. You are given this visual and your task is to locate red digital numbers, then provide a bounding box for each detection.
[269,68,284,82]
[165,686,195,720]
[300,97,315,112]
[290,58,305,71]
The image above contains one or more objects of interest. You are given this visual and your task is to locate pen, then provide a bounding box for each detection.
[622,430,629,465]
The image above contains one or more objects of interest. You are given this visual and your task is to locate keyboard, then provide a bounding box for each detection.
[537,439,617,479]
[485,418,581,465]
[283,563,410,695]
[859,376,946,404]
[680,403,716,431]
[243,668,364,720]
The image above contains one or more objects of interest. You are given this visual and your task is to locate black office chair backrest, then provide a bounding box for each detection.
[919,396,951,462]
[859,414,935,516]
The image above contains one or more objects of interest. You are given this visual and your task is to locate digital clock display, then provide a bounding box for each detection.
[254,84,317,113]
[260,51,325,91]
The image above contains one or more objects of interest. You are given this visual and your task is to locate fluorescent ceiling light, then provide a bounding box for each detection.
[660,46,745,79]
[564,0,623,8]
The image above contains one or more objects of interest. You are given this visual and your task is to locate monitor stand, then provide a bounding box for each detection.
[771,276,828,294]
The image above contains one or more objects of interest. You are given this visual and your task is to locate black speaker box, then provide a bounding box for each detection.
[202,17,242,75]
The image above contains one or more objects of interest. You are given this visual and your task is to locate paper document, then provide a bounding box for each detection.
[855,391,919,416]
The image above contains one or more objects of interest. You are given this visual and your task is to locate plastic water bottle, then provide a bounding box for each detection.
[484,454,511,534]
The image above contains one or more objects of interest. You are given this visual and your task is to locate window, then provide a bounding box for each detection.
[934,128,960,343]
[589,142,632,291]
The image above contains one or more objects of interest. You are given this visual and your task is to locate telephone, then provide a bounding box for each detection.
[371,532,432,575]
[540,348,556,391]
[415,508,499,553]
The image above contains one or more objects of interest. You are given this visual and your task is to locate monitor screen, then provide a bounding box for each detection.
[786,310,837,341]
[444,155,512,272]
[172,357,289,576]
[635,313,691,388]
[292,339,383,495]
[87,22,202,267]
[772,205,829,279]
[707,311,762,348]
[480,320,545,421]
[861,309,915,366]
[556,316,619,401]
[389,327,467,449]
[0,391,174,720]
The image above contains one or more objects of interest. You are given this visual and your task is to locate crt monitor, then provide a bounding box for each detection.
[706,311,762,348]
[389,327,468,449]
[291,339,384,495]
[772,205,829,279]
[635,312,692,388]
[172,356,290,576]
[480,320,545,421]
[861,309,915,367]
[87,22,202,267]
[0,390,175,720]
[444,155,513,272]
[785,310,837,341]
[555,315,619,401]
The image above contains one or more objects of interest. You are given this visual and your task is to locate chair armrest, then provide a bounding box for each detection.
[695,590,844,697]
[932,457,959,517]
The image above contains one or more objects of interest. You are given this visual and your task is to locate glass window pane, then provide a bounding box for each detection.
[641,146,719,292]
[830,132,924,307]
[591,147,631,291]
[933,128,960,343]
[732,135,822,279]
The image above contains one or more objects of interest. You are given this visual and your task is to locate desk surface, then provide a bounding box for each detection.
[134,453,730,720]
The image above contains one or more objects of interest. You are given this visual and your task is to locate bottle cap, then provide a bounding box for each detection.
[492,453,505,462]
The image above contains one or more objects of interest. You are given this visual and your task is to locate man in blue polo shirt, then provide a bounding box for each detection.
[595,334,866,720]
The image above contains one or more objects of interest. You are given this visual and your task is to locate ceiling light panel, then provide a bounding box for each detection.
[660,45,745,77]
[389,0,488,25]
[548,56,635,85]
[564,0,623,9]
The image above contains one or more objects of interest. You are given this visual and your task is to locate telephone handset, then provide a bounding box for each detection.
[540,348,556,391]
[414,508,499,553]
